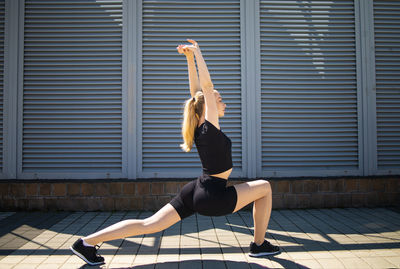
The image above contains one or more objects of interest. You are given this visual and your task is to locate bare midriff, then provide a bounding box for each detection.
[210,168,232,180]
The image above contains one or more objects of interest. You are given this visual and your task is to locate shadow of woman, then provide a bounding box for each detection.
[78,258,311,269]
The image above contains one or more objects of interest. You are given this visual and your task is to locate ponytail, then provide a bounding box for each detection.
[180,92,204,152]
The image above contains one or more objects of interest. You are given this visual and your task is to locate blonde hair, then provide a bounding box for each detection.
[180,91,205,152]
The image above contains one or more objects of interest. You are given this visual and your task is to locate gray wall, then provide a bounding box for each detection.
[1,0,399,180]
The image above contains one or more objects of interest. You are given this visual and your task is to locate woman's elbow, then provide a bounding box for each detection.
[202,84,214,92]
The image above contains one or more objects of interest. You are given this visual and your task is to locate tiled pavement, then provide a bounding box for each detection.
[0,208,399,269]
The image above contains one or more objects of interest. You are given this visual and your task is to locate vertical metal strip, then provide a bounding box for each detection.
[16,0,25,178]
[367,0,378,175]
[18,0,25,179]
[354,0,364,175]
[254,0,262,179]
[136,0,143,177]
[359,0,377,175]
[2,0,19,179]
[122,0,131,179]
[122,0,137,179]
[17,0,24,178]
[241,0,259,179]
[240,0,247,178]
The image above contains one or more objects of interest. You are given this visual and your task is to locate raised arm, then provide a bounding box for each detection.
[182,40,219,129]
[190,41,214,94]
[178,45,201,97]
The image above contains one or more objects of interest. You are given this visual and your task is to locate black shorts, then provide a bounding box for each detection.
[169,174,238,220]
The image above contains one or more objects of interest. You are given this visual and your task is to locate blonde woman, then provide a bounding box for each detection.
[70,39,279,266]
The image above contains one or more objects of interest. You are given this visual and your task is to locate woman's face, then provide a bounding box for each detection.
[214,91,226,117]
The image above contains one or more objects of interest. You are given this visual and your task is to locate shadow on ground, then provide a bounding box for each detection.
[77,258,310,269]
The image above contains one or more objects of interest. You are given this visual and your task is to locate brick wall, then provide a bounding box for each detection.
[0,177,398,211]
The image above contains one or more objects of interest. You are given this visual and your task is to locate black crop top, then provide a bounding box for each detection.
[194,120,233,175]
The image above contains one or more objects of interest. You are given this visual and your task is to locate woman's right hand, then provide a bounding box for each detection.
[177,44,194,58]
[177,39,200,54]
[185,39,201,54]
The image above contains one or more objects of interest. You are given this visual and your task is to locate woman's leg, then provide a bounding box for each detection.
[232,180,272,245]
[83,203,181,246]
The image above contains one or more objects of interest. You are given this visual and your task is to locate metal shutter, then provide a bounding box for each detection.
[260,0,359,176]
[141,0,242,177]
[0,0,3,171]
[22,0,123,176]
[374,0,400,173]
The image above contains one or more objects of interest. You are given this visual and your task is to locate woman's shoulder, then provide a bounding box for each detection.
[196,120,220,137]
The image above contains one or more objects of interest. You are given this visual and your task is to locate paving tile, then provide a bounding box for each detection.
[340,257,372,269]
[154,261,179,269]
[107,263,133,269]
[131,262,155,269]
[13,263,40,269]
[361,256,397,268]
[36,263,62,269]
[225,260,251,269]
[267,258,288,269]
[309,250,336,259]
[384,256,400,268]
[0,255,26,264]
[330,249,357,258]
[202,259,226,269]
[59,263,84,269]
[108,253,135,265]
[294,259,323,269]
[0,264,17,269]
[372,248,399,257]
[222,252,247,261]
[179,260,201,269]
[287,250,314,260]
[350,248,374,257]
[134,252,158,261]
[318,258,346,269]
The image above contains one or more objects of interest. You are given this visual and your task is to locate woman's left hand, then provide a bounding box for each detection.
[187,39,199,49]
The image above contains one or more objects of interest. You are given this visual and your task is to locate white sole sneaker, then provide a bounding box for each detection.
[248,250,281,257]
[70,246,104,266]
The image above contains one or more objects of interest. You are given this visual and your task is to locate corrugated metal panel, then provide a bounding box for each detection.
[260,0,359,175]
[23,0,123,173]
[0,0,3,171]
[374,0,400,171]
[141,0,242,174]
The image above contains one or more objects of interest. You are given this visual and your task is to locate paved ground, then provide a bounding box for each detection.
[0,208,399,269]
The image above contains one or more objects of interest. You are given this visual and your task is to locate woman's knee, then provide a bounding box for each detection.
[120,216,166,235]
[142,205,180,234]
[257,179,271,196]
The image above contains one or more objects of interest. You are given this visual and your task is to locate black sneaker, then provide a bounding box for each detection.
[249,240,280,257]
[70,238,105,266]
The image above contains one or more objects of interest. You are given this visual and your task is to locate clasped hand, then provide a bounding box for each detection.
[177,39,200,56]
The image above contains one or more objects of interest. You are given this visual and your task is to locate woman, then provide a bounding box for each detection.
[70,39,280,266]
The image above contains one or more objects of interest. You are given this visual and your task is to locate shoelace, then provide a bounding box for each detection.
[94,245,102,258]
[264,241,280,251]
[259,240,274,249]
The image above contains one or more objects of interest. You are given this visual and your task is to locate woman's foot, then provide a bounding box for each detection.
[249,240,280,257]
[70,238,105,265]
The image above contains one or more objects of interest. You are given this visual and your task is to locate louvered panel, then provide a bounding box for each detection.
[23,0,123,173]
[260,0,358,175]
[0,0,3,171]
[142,0,242,175]
[374,1,400,171]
